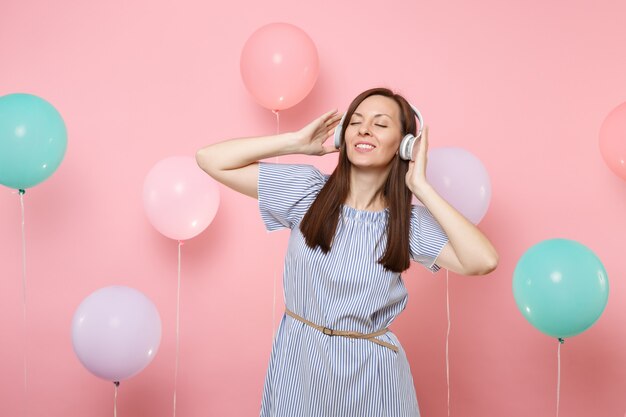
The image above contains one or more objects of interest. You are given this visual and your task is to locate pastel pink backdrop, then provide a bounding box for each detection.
[1,0,625,416]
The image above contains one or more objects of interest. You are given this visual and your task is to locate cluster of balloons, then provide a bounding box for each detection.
[599,102,626,182]
[0,93,67,190]
[414,147,492,225]
[240,22,319,112]
[7,20,619,391]
[513,239,609,340]
[0,95,220,383]
[70,157,220,384]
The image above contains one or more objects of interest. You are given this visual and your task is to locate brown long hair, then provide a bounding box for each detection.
[299,87,417,273]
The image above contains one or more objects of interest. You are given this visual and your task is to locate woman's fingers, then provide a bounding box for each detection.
[416,126,428,162]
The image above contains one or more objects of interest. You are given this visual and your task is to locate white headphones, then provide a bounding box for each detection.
[334,104,424,161]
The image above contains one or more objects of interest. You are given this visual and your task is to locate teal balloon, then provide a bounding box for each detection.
[513,239,609,339]
[0,93,67,189]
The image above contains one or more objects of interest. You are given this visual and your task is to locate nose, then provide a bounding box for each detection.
[358,123,371,136]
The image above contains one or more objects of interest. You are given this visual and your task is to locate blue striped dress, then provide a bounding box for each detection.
[258,163,448,417]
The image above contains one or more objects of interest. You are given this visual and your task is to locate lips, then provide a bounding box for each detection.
[355,142,376,152]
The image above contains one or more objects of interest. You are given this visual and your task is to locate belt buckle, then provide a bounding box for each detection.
[322,327,335,336]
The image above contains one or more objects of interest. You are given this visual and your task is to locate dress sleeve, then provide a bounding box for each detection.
[258,163,327,231]
[409,205,449,273]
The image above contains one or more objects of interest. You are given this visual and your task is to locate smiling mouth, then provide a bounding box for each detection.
[355,143,375,150]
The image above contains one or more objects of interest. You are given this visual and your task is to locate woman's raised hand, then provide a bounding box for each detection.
[295,110,343,155]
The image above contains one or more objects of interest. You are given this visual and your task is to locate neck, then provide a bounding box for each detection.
[345,166,391,211]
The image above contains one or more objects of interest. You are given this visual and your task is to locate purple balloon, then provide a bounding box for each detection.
[416,147,492,224]
[71,286,162,382]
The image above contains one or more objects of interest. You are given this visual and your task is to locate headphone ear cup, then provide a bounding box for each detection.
[399,134,416,161]
[334,114,346,149]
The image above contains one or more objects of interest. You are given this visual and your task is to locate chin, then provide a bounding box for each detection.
[348,153,391,167]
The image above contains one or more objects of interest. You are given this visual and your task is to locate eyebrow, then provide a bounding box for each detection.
[352,112,391,119]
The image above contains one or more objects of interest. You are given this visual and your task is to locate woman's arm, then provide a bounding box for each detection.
[195,110,341,198]
[406,127,499,276]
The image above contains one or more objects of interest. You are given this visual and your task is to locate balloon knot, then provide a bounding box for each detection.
[114,381,120,387]
[19,189,25,195]
[178,240,185,246]
[558,338,565,344]
[271,110,279,115]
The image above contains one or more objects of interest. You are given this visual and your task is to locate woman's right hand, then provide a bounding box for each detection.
[196,109,343,199]
[295,110,343,155]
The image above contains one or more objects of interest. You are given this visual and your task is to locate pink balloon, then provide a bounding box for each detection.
[599,102,626,181]
[414,147,492,224]
[71,286,162,382]
[240,22,319,111]
[143,156,220,241]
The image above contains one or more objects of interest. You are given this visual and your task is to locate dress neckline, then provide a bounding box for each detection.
[341,205,389,222]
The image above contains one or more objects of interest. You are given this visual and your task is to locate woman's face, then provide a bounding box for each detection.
[344,95,404,169]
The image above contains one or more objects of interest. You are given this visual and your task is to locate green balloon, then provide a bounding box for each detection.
[0,93,67,190]
[513,238,609,339]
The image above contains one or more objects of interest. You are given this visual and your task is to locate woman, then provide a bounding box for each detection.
[196,87,498,416]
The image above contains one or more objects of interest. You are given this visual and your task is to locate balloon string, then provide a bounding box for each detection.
[271,109,280,340]
[173,241,183,417]
[113,381,119,417]
[557,338,564,417]
[273,109,280,164]
[446,269,451,417]
[272,110,280,164]
[20,190,26,321]
[19,189,27,417]
[272,110,280,135]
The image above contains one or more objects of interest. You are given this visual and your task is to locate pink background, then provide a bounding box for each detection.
[1,0,625,416]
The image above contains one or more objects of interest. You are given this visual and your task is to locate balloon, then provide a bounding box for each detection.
[143,156,220,241]
[0,93,67,189]
[71,286,162,381]
[414,147,491,224]
[599,101,626,181]
[513,239,609,339]
[240,22,319,111]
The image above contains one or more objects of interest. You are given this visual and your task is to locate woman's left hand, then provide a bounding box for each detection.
[405,125,430,198]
